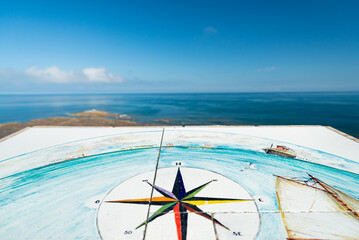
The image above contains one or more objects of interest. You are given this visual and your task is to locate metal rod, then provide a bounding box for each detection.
[211,213,219,240]
[143,128,165,240]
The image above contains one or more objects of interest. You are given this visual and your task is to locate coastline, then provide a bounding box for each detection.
[0,117,141,139]
[1,92,358,139]
[0,110,166,139]
[1,109,358,143]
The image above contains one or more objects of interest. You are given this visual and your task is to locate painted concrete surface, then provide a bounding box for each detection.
[1,125,358,163]
[0,126,358,239]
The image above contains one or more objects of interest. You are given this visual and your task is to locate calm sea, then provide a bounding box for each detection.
[0,92,358,138]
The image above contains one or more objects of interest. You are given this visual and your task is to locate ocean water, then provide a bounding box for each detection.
[0,92,358,137]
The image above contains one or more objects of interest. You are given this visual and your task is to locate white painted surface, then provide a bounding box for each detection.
[97,168,260,240]
[0,126,358,162]
[0,126,358,240]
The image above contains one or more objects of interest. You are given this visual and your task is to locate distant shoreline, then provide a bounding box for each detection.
[1,92,358,140]
[1,109,359,141]
[0,110,170,139]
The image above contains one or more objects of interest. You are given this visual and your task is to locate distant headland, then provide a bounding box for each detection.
[0,110,172,139]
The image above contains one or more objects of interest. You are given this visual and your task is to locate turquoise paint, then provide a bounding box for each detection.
[0,147,358,239]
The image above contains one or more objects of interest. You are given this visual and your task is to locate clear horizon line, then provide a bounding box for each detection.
[0,90,359,95]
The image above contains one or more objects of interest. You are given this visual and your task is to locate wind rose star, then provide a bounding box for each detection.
[106,168,252,240]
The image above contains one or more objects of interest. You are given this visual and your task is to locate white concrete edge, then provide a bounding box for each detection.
[0,127,31,143]
[325,126,359,143]
[2,125,358,143]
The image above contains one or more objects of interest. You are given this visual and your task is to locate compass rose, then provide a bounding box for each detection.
[104,168,253,240]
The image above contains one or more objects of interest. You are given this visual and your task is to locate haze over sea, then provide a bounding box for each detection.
[0,92,358,138]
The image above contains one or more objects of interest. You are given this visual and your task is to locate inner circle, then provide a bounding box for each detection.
[97,167,260,240]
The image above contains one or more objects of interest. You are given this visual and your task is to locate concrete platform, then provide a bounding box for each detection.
[0,126,358,239]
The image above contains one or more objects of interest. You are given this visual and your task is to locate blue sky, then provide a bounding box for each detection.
[0,0,358,93]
